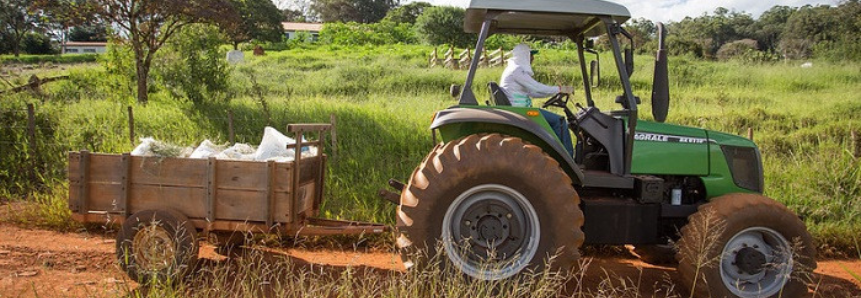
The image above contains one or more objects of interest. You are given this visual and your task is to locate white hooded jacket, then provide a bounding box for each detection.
[499,44,559,107]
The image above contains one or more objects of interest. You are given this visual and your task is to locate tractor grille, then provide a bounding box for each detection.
[721,145,764,192]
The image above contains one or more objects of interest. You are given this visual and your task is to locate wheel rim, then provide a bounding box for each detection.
[441,184,540,280]
[719,227,793,297]
[132,224,177,273]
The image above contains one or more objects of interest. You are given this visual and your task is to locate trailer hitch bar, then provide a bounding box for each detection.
[378,178,405,205]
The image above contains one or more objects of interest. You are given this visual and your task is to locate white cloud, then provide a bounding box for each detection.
[410,0,838,22]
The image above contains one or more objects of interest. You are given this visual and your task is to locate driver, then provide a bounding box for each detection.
[500,43,575,156]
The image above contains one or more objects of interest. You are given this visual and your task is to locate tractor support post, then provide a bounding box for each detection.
[604,18,638,175]
[459,12,500,105]
[575,36,596,108]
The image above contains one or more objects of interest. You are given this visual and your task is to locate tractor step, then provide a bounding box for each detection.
[378,189,400,205]
[378,178,405,205]
[388,179,405,191]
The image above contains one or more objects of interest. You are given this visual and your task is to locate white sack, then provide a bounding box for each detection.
[215,143,256,161]
[189,140,223,159]
[131,137,156,156]
[254,127,295,161]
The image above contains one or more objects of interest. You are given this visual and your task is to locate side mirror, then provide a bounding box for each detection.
[590,60,600,88]
[624,48,634,77]
[450,84,461,98]
[651,23,670,123]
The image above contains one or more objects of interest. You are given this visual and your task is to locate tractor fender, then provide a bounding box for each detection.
[430,108,584,184]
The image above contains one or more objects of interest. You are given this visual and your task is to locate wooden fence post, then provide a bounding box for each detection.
[330,114,338,161]
[228,110,235,145]
[27,103,37,183]
[852,130,860,158]
[127,106,135,147]
[429,48,439,67]
[747,127,754,141]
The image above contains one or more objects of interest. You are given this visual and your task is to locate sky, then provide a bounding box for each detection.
[414,0,839,22]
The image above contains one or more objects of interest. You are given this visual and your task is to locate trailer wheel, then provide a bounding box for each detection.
[117,209,199,284]
[397,134,584,280]
[676,194,815,298]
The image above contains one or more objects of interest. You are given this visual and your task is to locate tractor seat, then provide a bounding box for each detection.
[488,82,512,106]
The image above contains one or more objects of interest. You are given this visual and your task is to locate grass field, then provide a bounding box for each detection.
[1,44,859,257]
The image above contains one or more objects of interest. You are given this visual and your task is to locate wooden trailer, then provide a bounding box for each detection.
[67,124,387,282]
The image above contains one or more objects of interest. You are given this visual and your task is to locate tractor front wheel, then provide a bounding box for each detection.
[676,194,815,298]
[396,134,584,280]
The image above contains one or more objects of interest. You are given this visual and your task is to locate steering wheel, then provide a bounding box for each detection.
[542,93,570,109]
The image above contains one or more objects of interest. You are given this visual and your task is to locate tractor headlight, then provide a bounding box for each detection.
[720,145,764,192]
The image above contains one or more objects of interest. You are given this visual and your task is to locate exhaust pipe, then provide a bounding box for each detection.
[651,22,670,123]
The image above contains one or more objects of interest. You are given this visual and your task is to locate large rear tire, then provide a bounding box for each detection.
[676,194,815,298]
[396,134,584,280]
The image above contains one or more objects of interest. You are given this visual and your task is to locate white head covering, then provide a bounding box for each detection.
[499,43,559,106]
[508,43,534,76]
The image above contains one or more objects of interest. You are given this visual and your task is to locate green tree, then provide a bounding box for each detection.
[319,20,414,45]
[282,8,306,22]
[93,0,235,103]
[223,0,284,49]
[21,32,55,54]
[750,5,795,51]
[669,8,755,58]
[383,1,431,24]
[414,6,473,47]
[0,32,12,54]
[155,24,231,104]
[625,18,656,54]
[311,0,397,23]
[0,0,42,57]
[31,0,100,45]
[69,23,108,41]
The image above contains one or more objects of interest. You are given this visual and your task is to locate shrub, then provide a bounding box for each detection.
[414,6,474,48]
[319,21,416,46]
[736,49,781,63]
[21,33,57,55]
[1,54,98,64]
[101,41,137,99]
[383,1,432,24]
[716,39,759,61]
[154,24,232,104]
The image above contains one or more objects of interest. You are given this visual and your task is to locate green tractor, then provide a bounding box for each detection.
[390,0,816,297]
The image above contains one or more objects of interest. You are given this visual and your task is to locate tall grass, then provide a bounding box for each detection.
[110,244,679,298]
[0,44,858,255]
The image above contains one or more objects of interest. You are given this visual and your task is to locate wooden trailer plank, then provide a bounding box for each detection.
[87,154,123,184]
[118,153,131,216]
[68,152,81,213]
[78,151,90,214]
[128,185,207,219]
[130,157,207,187]
[296,182,316,217]
[214,189,293,222]
[88,183,122,212]
[215,160,274,191]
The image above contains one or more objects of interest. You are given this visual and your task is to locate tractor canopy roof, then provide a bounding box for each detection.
[465,0,630,37]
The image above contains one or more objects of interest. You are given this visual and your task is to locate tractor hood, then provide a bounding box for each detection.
[631,120,712,176]
[631,120,763,194]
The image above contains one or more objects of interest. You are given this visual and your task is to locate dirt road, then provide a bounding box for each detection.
[0,223,859,298]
